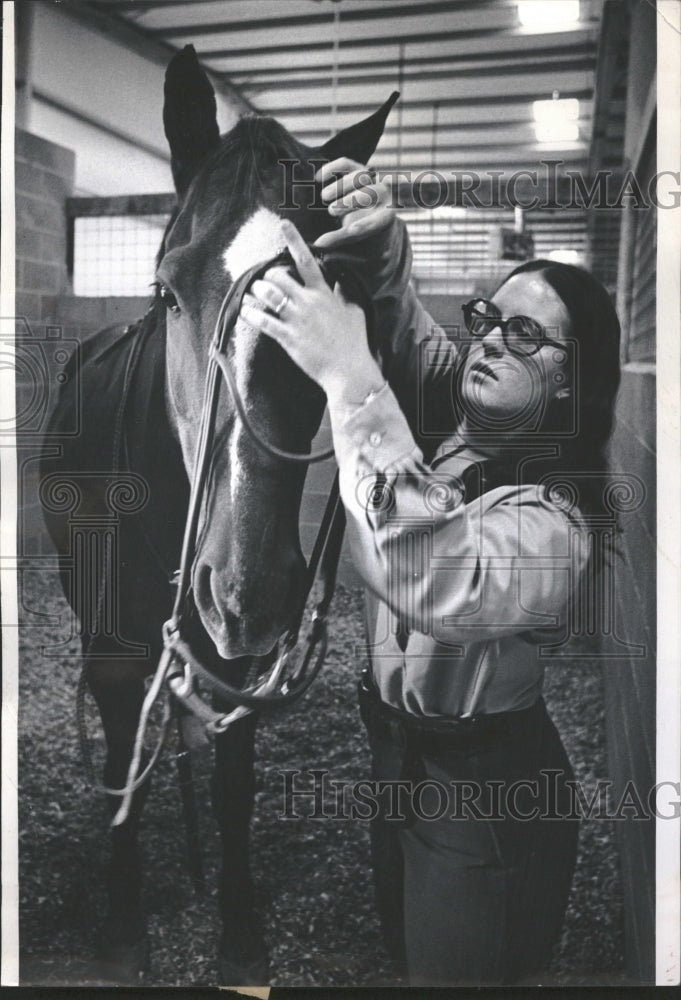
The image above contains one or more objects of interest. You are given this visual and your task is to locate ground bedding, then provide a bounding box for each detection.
[18,576,626,986]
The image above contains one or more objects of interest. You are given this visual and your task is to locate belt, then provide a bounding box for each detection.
[358,669,543,756]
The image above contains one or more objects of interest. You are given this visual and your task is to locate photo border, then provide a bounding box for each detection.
[1,0,680,991]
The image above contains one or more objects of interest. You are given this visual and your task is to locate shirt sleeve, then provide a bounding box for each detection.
[343,217,461,457]
[329,382,589,645]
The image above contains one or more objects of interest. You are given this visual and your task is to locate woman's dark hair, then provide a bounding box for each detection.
[496,258,621,520]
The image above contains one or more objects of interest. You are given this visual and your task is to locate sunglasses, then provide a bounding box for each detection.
[462,298,562,357]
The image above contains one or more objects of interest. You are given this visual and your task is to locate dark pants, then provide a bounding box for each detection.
[359,684,579,986]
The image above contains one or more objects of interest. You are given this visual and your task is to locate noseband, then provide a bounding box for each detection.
[113,246,374,825]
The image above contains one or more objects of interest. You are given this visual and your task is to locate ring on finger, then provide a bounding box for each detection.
[272,292,289,317]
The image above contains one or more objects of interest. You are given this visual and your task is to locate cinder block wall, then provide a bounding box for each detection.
[15,130,75,558]
[15,128,74,325]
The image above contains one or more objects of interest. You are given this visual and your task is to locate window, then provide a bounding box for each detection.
[72,214,169,296]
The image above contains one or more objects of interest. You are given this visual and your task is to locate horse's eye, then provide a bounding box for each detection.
[159,284,180,315]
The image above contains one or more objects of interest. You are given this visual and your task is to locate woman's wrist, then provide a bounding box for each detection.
[322,358,386,415]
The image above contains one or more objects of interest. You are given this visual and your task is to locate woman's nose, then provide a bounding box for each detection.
[481,325,505,355]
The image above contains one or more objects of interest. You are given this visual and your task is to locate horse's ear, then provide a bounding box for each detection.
[319,91,399,165]
[164,44,220,195]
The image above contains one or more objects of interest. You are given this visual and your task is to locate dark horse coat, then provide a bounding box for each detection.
[42,305,188,661]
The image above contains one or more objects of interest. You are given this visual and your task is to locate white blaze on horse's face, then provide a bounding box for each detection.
[223,206,285,280]
[223,206,286,509]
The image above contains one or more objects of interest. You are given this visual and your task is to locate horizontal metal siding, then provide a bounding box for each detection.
[603,366,656,982]
[626,144,656,363]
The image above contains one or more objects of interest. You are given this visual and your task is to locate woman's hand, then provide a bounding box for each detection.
[240,220,384,407]
[313,157,394,250]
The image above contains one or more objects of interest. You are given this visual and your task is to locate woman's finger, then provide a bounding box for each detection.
[314,157,365,188]
[321,167,379,207]
[280,219,325,288]
[327,182,383,217]
[250,277,297,314]
[313,206,394,249]
[345,204,394,235]
[262,265,301,292]
[326,202,393,230]
[240,298,289,344]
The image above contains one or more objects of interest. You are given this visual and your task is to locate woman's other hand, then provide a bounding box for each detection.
[240,219,384,406]
[313,158,394,250]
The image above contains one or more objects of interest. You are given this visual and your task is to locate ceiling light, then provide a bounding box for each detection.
[517,1,580,31]
[533,97,579,142]
[429,206,468,221]
[547,249,584,265]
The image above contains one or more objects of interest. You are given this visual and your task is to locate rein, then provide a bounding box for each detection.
[112,246,370,826]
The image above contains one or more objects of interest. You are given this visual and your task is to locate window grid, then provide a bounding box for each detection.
[73,214,170,297]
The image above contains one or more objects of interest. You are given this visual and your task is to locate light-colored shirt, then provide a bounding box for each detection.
[328,383,590,719]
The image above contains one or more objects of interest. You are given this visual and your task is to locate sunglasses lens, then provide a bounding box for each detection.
[506,316,544,354]
[469,315,495,336]
[466,300,500,337]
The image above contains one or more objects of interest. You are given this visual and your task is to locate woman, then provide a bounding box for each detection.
[240,163,621,985]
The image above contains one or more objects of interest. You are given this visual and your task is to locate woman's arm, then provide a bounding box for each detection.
[332,384,589,645]
[240,224,588,645]
[313,160,460,451]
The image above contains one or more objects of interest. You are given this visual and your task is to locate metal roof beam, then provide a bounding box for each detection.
[155,1,514,39]
[220,42,597,80]
[269,88,593,118]
[239,57,596,93]
[290,114,615,141]
[370,135,592,156]
[91,1,231,9]
[199,23,600,61]
[371,146,588,162]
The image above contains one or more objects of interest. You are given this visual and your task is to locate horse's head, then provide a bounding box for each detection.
[158,46,395,660]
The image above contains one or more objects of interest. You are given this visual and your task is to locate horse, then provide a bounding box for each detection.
[40,44,438,985]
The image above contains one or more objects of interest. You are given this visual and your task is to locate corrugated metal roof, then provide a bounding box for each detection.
[82,0,626,287]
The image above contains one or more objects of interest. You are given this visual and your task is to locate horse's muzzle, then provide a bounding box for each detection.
[193,557,306,660]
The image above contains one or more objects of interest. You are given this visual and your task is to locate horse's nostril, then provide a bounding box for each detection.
[194,562,243,651]
[192,552,307,659]
[194,563,237,623]
[194,563,215,616]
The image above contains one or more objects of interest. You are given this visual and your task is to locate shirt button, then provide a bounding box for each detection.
[369,431,383,447]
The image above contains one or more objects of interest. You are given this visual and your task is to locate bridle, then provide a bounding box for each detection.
[112,246,374,825]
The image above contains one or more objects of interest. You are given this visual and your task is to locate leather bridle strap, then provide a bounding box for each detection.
[209,251,335,464]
